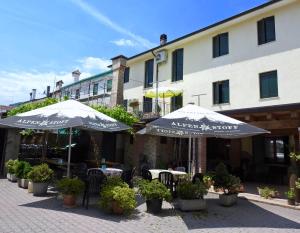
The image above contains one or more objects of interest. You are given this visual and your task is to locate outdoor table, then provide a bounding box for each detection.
[99,167,123,177]
[149,169,187,180]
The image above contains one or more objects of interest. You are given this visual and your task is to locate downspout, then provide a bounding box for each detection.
[151,50,159,115]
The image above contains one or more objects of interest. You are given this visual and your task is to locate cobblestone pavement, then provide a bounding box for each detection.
[0,178,299,233]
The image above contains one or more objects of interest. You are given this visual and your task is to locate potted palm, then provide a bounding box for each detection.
[214,163,241,207]
[177,180,208,211]
[5,159,18,182]
[285,188,296,206]
[57,178,85,208]
[27,163,53,196]
[99,177,136,215]
[15,161,32,189]
[137,179,171,214]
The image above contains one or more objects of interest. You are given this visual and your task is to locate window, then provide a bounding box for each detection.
[213,33,229,58]
[259,70,278,99]
[93,83,98,96]
[265,137,288,163]
[172,48,184,82]
[143,96,153,113]
[123,99,128,111]
[171,94,183,112]
[75,89,80,99]
[257,16,276,45]
[124,67,130,83]
[106,79,112,92]
[213,80,229,104]
[144,59,154,88]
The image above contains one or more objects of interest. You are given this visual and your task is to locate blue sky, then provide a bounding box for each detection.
[0,0,267,105]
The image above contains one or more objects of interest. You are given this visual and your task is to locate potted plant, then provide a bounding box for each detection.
[295,178,300,203]
[177,180,208,211]
[15,161,32,189]
[203,172,215,189]
[137,179,171,214]
[257,186,279,199]
[57,178,85,208]
[99,177,136,215]
[285,188,296,206]
[5,159,18,182]
[214,163,241,207]
[27,163,53,196]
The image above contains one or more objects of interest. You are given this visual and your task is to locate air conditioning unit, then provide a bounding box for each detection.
[155,50,167,64]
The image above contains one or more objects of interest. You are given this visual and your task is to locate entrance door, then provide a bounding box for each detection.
[265,137,289,163]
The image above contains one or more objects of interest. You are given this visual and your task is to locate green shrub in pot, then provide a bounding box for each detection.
[203,171,215,189]
[57,178,85,207]
[285,188,296,206]
[15,161,32,188]
[27,163,53,196]
[5,159,18,182]
[137,179,171,214]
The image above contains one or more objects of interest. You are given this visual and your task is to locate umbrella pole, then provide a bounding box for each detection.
[67,127,72,178]
[188,135,191,175]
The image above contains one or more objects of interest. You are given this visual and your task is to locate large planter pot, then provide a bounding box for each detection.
[10,174,17,182]
[28,181,33,193]
[111,200,124,215]
[32,182,49,196]
[6,173,11,181]
[219,193,238,207]
[178,198,206,211]
[287,198,296,206]
[17,179,29,189]
[63,194,77,208]
[146,199,163,214]
[295,188,300,203]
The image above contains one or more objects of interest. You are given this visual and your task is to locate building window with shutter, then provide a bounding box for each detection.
[213,33,229,58]
[124,67,130,83]
[213,80,229,104]
[106,79,112,92]
[144,59,154,88]
[93,83,98,96]
[257,16,276,45]
[171,94,183,112]
[143,96,153,113]
[259,70,278,99]
[172,48,184,82]
[123,99,128,111]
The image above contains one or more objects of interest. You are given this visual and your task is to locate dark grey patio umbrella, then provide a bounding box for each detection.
[0,100,130,177]
[138,104,269,174]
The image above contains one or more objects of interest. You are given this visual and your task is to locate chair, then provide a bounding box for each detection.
[72,163,88,180]
[121,167,136,188]
[158,171,175,197]
[192,173,203,184]
[141,169,152,181]
[82,169,106,209]
[175,166,186,172]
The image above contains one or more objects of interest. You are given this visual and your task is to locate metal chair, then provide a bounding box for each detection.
[158,171,175,197]
[121,167,136,188]
[192,173,203,184]
[141,169,152,181]
[82,169,106,209]
[72,163,88,181]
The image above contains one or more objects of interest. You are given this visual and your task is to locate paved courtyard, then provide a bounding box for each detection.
[0,178,299,233]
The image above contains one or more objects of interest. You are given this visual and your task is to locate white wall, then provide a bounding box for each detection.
[124,1,300,112]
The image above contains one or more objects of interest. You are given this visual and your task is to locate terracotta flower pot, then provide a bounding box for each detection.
[112,201,124,215]
[63,195,77,208]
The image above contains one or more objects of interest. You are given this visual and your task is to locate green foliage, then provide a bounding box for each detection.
[203,171,215,188]
[20,129,35,137]
[7,98,58,116]
[99,177,136,214]
[27,163,53,183]
[15,161,32,179]
[214,163,241,195]
[57,178,84,196]
[5,159,18,174]
[285,188,296,199]
[137,179,172,201]
[258,186,278,199]
[295,178,300,189]
[177,180,208,200]
[289,152,300,162]
[91,104,138,127]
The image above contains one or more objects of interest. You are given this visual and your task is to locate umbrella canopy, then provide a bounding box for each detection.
[0,99,130,131]
[144,87,182,98]
[138,104,269,138]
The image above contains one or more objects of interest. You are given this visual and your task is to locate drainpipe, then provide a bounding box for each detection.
[151,50,159,115]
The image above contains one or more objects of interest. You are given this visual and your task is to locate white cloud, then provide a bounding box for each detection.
[78,57,111,71]
[70,0,156,49]
[111,39,136,47]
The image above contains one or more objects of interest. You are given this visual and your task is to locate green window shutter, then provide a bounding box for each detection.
[213,35,220,58]
[219,33,229,56]
[177,49,184,81]
[222,80,229,103]
[145,59,154,88]
[257,19,266,45]
[265,16,276,42]
[260,71,278,98]
[213,82,218,104]
[268,71,278,97]
[106,79,112,92]
[172,51,177,82]
[124,67,130,83]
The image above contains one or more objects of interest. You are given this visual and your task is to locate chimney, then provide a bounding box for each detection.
[72,69,81,83]
[32,89,36,100]
[160,34,167,45]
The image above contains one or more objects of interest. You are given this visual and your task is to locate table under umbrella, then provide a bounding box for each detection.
[0,100,130,177]
[138,103,269,174]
